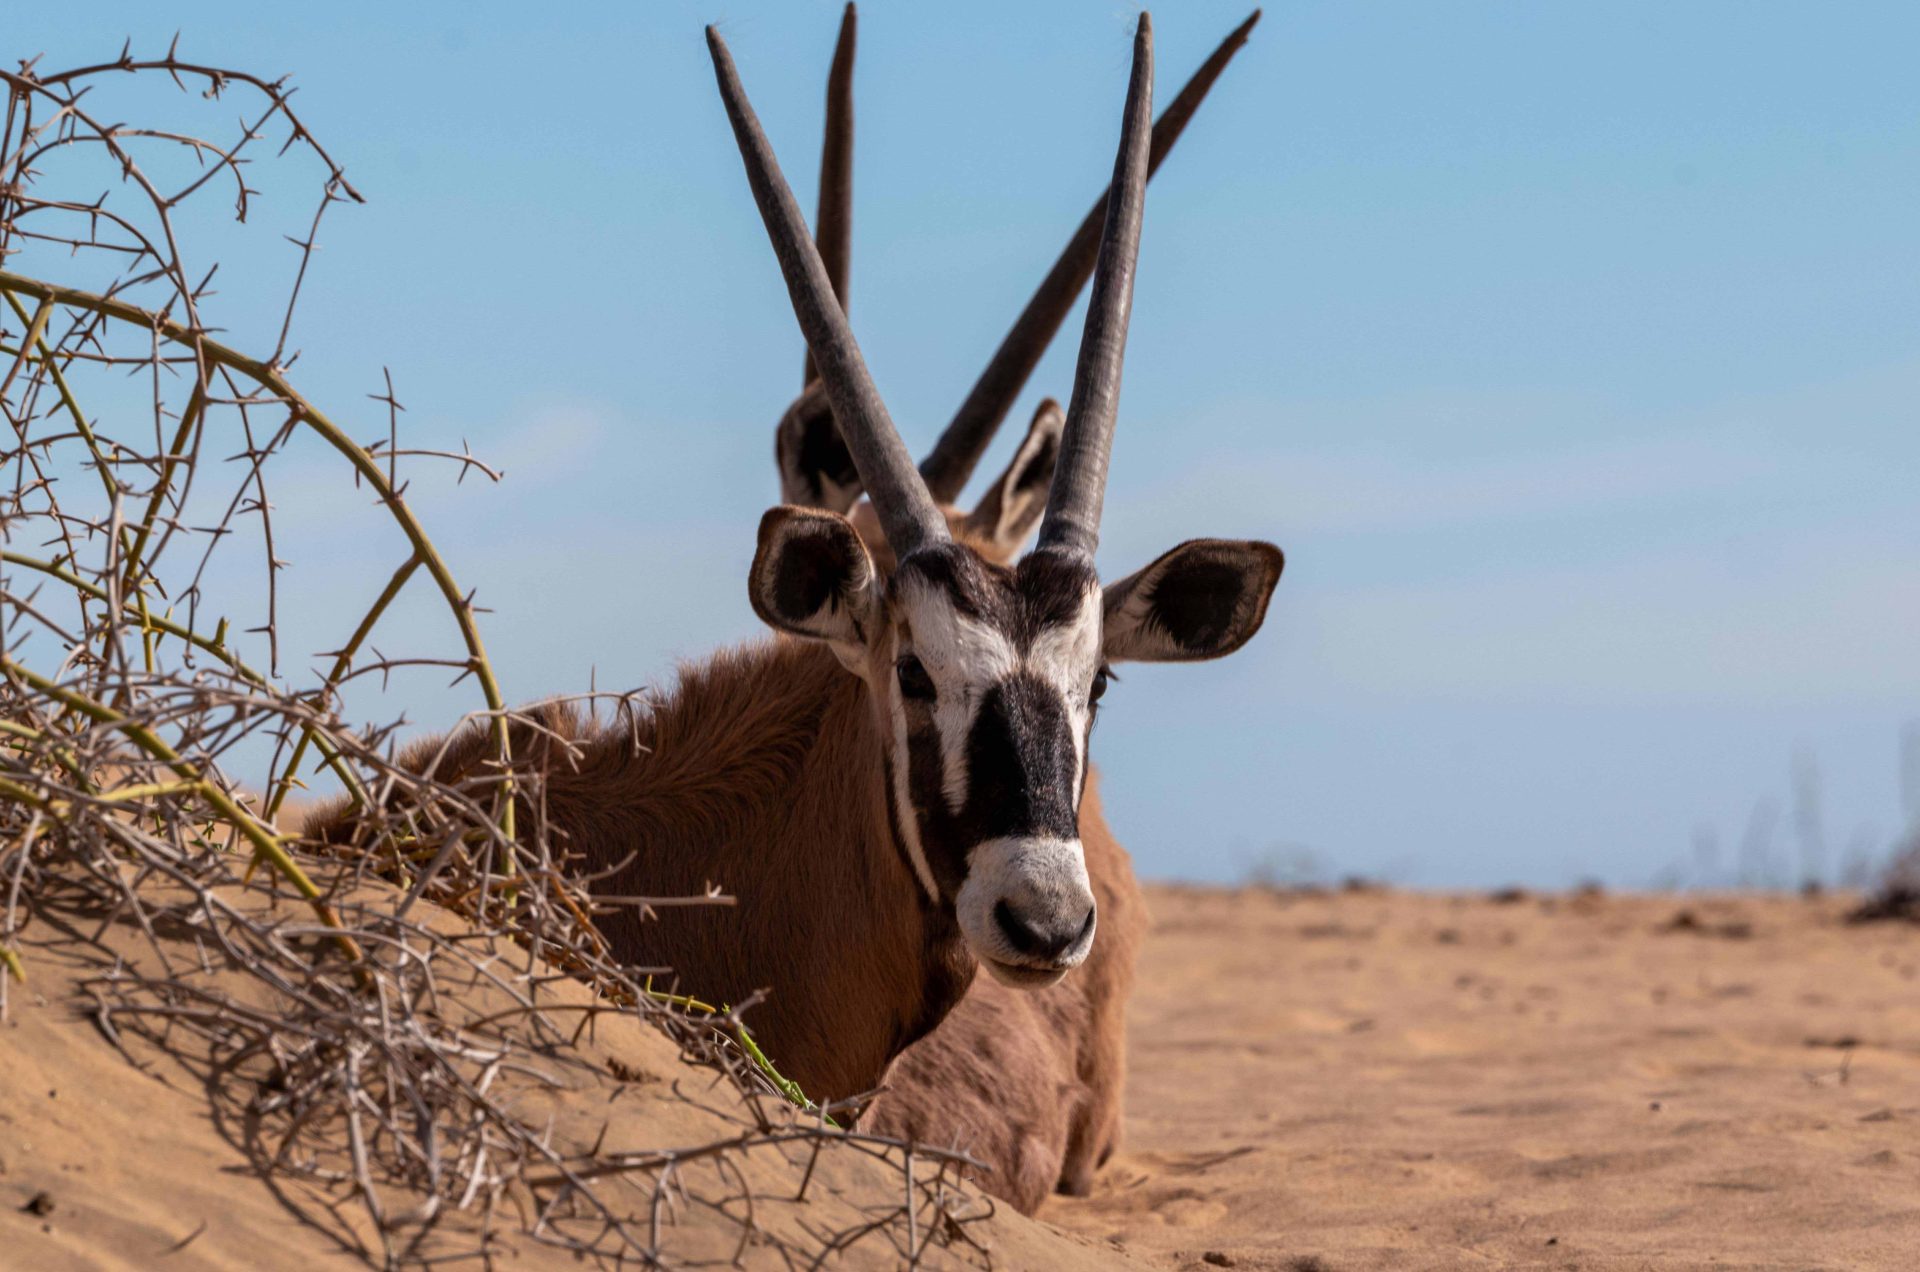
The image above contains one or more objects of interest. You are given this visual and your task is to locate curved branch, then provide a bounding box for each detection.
[0,268,515,849]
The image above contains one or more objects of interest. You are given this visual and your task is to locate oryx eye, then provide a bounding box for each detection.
[1089,665,1112,705]
[896,655,936,702]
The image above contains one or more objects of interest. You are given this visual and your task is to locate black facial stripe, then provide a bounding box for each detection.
[966,674,1081,841]
[901,715,971,900]
[898,672,1084,896]
[881,749,951,905]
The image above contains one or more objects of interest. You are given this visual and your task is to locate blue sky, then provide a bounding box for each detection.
[15,1,1920,887]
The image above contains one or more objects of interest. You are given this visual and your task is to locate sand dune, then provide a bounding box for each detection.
[7,882,1915,1269]
[1047,885,1920,1270]
[0,884,1128,1271]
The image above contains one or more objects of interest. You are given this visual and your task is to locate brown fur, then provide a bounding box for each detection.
[850,507,1149,1213]
[306,472,1149,1211]
[864,771,1143,1212]
[306,637,972,1105]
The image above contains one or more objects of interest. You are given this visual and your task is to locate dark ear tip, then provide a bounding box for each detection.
[756,505,794,539]
[759,503,855,539]
[747,509,791,628]
[1255,539,1285,582]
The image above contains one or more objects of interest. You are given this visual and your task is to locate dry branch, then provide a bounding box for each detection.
[0,41,1004,1270]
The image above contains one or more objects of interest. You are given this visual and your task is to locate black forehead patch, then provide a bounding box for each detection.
[895,544,992,622]
[893,545,1098,650]
[1014,551,1099,632]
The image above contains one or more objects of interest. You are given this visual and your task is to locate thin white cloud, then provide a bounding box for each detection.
[1130,430,1788,537]
[1301,523,1920,705]
[470,403,610,488]
[1109,355,1920,546]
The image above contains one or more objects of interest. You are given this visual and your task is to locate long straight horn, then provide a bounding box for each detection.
[803,2,858,389]
[1037,14,1153,560]
[921,8,1255,502]
[708,26,949,557]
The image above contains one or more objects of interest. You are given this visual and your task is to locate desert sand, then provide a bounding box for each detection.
[5,883,1916,1270]
[1048,884,1920,1270]
[0,883,1125,1271]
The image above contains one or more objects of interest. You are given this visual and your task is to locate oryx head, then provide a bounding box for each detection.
[712,12,1281,987]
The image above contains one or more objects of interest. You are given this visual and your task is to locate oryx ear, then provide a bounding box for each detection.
[775,380,863,513]
[750,507,879,658]
[964,397,1063,561]
[1102,539,1284,663]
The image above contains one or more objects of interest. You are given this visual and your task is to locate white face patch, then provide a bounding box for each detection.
[1025,584,1104,798]
[955,835,1096,983]
[885,683,941,902]
[880,573,1020,903]
[874,570,1104,977]
[891,574,1019,817]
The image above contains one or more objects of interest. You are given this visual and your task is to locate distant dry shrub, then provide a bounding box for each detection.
[1848,831,1920,925]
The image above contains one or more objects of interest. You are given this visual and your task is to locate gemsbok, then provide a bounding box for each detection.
[311,11,1283,1148]
[761,5,1261,1210]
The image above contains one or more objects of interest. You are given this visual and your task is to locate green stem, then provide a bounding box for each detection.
[0,773,53,809]
[119,379,206,599]
[642,980,835,1126]
[0,296,50,398]
[264,553,420,823]
[0,289,127,517]
[0,270,514,855]
[0,548,369,812]
[0,716,95,790]
[0,656,363,968]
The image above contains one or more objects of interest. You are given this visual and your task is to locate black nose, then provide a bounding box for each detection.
[993,899,1096,964]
